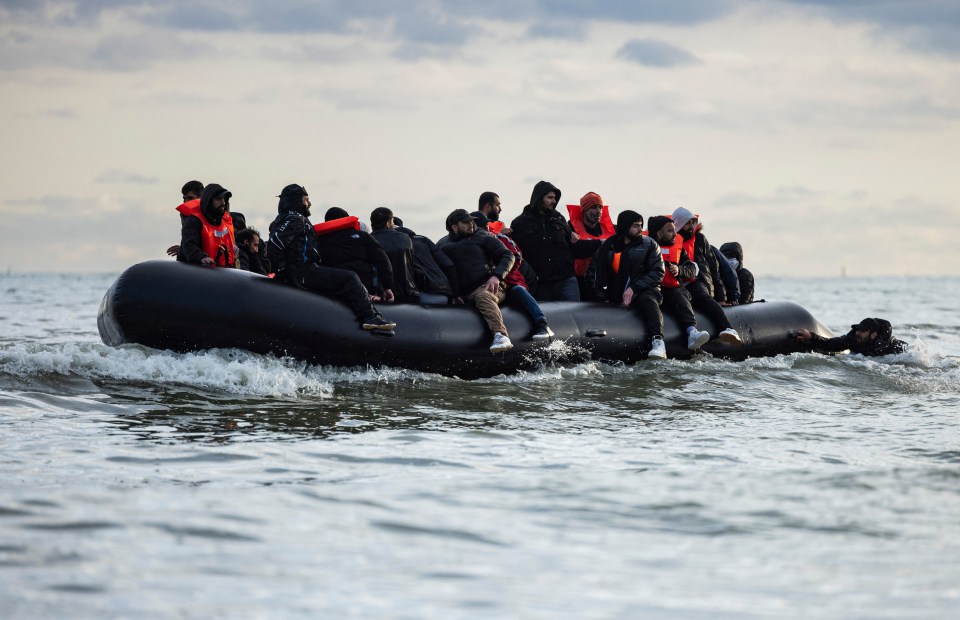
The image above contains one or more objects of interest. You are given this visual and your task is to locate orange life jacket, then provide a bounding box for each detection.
[566,203,616,276]
[314,216,360,236]
[176,199,236,267]
[488,221,504,235]
[660,242,684,289]
[611,252,622,274]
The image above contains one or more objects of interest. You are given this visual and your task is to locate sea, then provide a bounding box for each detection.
[1,272,958,619]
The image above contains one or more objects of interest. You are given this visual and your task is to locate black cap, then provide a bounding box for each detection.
[470,210,490,230]
[278,184,307,198]
[445,208,473,230]
[852,318,881,332]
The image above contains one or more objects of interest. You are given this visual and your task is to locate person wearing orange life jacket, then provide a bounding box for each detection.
[176,183,236,268]
[315,207,394,302]
[671,207,742,345]
[593,210,668,359]
[478,191,510,236]
[567,191,616,301]
[647,216,712,351]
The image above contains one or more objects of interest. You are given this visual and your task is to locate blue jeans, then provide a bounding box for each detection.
[535,276,580,302]
[419,292,449,305]
[508,286,546,325]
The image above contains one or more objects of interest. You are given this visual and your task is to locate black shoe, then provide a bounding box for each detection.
[362,315,396,331]
[531,323,554,341]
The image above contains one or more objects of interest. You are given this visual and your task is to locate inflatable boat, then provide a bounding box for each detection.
[98,261,833,379]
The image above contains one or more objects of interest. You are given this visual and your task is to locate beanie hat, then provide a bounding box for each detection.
[647,215,674,238]
[580,192,603,210]
[615,210,642,235]
[324,207,349,221]
[671,207,696,232]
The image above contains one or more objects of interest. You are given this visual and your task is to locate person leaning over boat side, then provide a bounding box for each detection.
[394,219,459,305]
[175,183,237,268]
[471,210,554,342]
[792,317,906,357]
[594,210,668,359]
[370,207,420,304]
[719,241,754,304]
[671,207,742,344]
[316,207,395,302]
[166,180,204,257]
[267,184,395,331]
[509,180,602,302]
[478,191,510,236]
[567,191,616,301]
[441,209,516,353]
[236,227,269,275]
[647,216,712,351]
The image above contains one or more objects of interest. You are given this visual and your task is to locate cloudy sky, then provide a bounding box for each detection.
[1,0,958,276]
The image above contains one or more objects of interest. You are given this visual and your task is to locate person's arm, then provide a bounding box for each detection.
[713,245,739,304]
[677,249,698,282]
[179,217,210,265]
[366,236,394,292]
[739,268,755,304]
[486,235,516,282]
[630,240,666,293]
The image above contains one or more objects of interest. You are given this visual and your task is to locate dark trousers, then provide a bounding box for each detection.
[300,265,377,320]
[630,288,665,340]
[536,276,580,302]
[688,281,732,335]
[660,286,697,330]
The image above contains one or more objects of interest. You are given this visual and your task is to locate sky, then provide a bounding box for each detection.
[1,0,958,276]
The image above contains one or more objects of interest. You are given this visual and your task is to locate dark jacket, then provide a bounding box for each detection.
[267,210,320,285]
[713,245,740,304]
[594,234,664,304]
[238,245,269,275]
[317,227,393,294]
[509,181,599,284]
[803,322,907,357]
[371,227,420,303]
[720,242,755,304]
[441,230,515,295]
[177,183,232,265]
[399,227,457,297]
[681,228,724,300]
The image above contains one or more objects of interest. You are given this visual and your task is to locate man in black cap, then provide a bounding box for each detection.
[594,210,668,359]
[792,318,906,356]
[267,184,395,331]
[441,208,516,353]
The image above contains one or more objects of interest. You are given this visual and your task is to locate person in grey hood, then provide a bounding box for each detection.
[509,180,601,301]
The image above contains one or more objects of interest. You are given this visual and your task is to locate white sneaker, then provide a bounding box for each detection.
[490,332,513,353]
[687,329,710,350]
[648,337,667,359]
[718,328,743,345]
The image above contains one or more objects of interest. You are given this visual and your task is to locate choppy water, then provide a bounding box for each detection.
[1,272,958,619]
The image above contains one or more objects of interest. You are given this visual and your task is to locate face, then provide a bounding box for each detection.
[301,194,311,216]
[583,205,601,226]
[183,191,199,202]
[854,328,878,345]
[540,191,558,211]
[211,196,226,217]
[679,218,697,234]
[656,222,677,246]
[488,196,502,221]
[625,220,643,240]
[452,219,476,236]
[246,234,260,253]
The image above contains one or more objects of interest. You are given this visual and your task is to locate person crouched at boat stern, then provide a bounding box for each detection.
[792,317,906,357]
[594,211,668,359]
[267,184,395,331]
[176,183,237,268]
[442,209,517,353]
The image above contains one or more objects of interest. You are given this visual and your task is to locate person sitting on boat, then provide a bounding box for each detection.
[175,183,237,268]
[236,228,269,275]
[567,191,616,301]
[442,209,516,353]
[719,242,754,304]
[267,184,395,331]
[394,219,459,305]
[478,191,510,236]
[792,318,906,357]
[370,207,420,304]
[646,216,712,351]
[316,207,395,303]
[594,210,668,359]
[471,210,554,342]
[509,180,602,302]
[670,208,743,344]
[167,180,205,257]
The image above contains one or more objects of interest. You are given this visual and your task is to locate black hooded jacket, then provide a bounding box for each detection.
[267,186,321,284]
[719,241,754,304]
[317,227,393,294]
[177,183,233,265]
[803,319,907,357]
[441,229,515,295]
[371,227,420,303]
[509,181,600,283]
[680,227,725,301]
[594,234,664,304]
[398,227,458,298]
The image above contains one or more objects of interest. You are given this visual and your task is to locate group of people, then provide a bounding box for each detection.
[173,179,912,360]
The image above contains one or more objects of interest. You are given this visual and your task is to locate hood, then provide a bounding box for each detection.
[719,242,744,268]
[199,183,231,226]
[525,180,561,214]
[277,184,309,216]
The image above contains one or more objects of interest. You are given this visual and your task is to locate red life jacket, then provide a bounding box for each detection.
[488,221,504,235]
[314,216,360,236]
[566,204,616,276]
[660,242,684,289]
[176,199,236,267]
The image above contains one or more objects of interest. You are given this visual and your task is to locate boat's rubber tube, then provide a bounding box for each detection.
[98,261,833,379]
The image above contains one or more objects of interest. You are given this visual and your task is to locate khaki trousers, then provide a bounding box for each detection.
[466,285,508,336]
